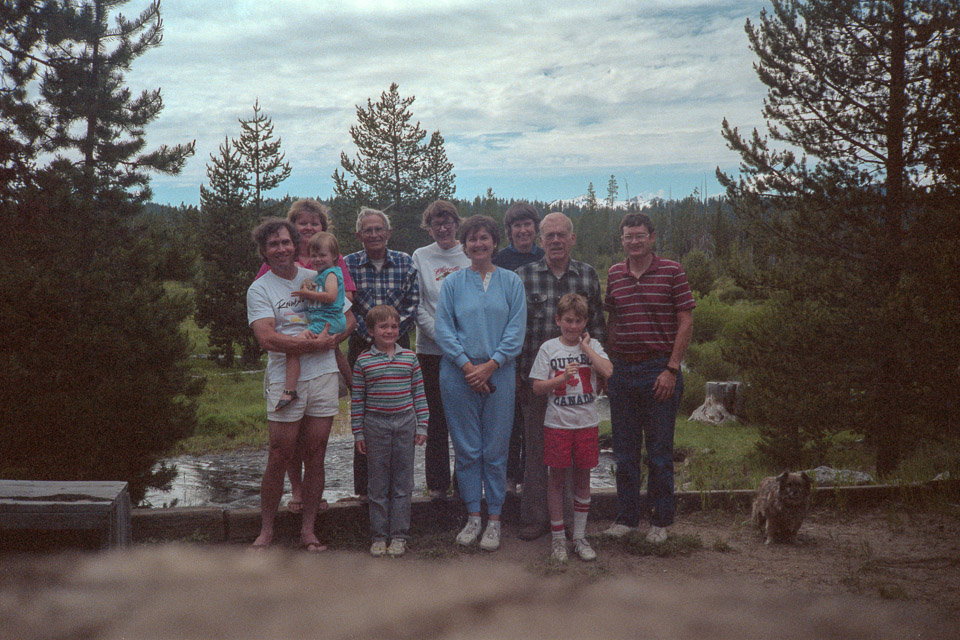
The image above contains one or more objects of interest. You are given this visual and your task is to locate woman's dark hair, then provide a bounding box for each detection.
[502,202,540,243]
[458,215,501,249]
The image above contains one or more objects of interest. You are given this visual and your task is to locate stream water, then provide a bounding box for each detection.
[142,398,616,509]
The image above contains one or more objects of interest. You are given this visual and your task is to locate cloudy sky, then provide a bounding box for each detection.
[127,0,772,206]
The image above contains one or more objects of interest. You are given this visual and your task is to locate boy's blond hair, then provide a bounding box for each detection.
[306,231,340,258]
[366,304,400,329]
[556,293,588,320]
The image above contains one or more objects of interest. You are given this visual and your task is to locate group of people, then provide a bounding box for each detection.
[245,197,694,564]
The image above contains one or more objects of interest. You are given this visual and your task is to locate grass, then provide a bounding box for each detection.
[601,417,770,492]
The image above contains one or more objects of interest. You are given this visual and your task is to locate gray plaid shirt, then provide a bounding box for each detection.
[515,258,606,381]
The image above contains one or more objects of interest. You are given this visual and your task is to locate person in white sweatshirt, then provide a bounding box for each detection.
[411,200,471,499]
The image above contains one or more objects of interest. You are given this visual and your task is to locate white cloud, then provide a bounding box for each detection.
[129,0,769,203]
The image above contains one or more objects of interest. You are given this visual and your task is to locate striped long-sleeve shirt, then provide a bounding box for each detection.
[350,345,429,441]
[604,256,696,355]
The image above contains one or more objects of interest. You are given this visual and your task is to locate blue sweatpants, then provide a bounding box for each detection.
[439,357,516,515]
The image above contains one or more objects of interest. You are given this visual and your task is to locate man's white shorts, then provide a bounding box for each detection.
[266,372,340,422]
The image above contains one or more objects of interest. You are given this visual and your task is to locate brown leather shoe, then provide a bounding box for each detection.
[517,522,550,541]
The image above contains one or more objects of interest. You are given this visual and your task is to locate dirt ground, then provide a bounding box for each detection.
[468,502,960,618]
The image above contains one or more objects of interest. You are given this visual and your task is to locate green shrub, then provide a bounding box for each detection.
[686,341,740,382]
[681,248,717,295]
[680,369,706,416]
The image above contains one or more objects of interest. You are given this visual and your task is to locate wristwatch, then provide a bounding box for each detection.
[665,365,679,376]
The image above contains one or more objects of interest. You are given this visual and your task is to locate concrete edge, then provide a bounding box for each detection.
[131,479,960,544]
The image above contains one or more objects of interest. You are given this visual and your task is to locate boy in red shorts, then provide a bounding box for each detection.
[530,293,613,563]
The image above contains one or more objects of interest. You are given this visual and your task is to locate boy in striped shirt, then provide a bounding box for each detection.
[352,305,428,558]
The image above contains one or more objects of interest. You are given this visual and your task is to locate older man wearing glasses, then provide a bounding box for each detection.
[344,207,420,498]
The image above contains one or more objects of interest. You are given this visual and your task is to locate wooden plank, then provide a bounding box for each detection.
[0,480,132,548]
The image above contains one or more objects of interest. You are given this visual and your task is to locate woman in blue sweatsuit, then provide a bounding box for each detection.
[435,215,526,552]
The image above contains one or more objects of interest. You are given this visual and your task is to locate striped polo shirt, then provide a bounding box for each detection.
[350,345,429,441]
[604,255,695,356]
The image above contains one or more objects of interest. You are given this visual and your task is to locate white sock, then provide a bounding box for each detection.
[486,519,500,531]
[467,515,481,528]
[573,497,590,540]
[551,519,566,542]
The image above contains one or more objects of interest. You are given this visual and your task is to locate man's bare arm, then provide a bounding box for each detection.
[667,310,693,370]
[251,318,334,354]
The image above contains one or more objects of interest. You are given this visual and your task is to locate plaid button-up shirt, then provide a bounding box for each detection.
[344,248,420,341]
[515,257,606,380]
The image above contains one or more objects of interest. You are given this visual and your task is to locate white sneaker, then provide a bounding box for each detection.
[550,539,568,563]
[603,523,635,538]
[645,525,668,544]
[573,538,597,561]
[387,538,406,557]
[370,540,387,557]
[478,522,501,551]
[456,519,482,546]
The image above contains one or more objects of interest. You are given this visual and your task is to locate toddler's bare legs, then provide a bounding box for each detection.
[276,354,301,411]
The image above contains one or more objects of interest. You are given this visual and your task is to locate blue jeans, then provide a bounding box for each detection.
[608,357,683,528]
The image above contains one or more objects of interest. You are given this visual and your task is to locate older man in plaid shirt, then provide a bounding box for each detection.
[515,212,605,540]
[344,207,420,497]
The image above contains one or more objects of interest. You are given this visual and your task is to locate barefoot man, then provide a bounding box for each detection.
[246,218,356,551]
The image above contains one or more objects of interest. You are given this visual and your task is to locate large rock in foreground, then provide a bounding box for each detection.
[0,545,951,639]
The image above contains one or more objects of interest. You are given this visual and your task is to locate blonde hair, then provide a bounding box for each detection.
[306,231,340,258]
[287,199,331,230]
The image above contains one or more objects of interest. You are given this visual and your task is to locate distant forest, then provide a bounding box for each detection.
[141,191,736,284]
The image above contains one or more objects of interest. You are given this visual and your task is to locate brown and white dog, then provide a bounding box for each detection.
[752,471,812,544]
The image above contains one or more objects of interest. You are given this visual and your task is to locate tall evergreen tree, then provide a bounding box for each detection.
[195,137,260,367]
[235,99,291,217]
[0,0,198,501]
[718,0,960,474]
[423,130,456,202]
[606,174,618,208]
[585,181,598,213]
[333,82,454,254]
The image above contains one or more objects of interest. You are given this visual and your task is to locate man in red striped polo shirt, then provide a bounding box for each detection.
[602,212,694,544]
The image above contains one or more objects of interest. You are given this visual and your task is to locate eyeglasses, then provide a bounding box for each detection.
[361,226,387,237]
[622,233,650,243]
[430,220,455,231]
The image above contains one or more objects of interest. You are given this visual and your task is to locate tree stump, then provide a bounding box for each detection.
[690,381,743,425]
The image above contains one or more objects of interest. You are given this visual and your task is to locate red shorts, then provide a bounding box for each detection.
[543,426,599,469]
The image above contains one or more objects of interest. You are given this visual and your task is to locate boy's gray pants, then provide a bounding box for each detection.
[365,409,416,541]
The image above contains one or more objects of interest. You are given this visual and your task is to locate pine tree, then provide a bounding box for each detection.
[718,0,960,474]
[333,82,454,254]
[0,0,198,502]
[235,99,291,217]
[423,130,456,202]
[585,182,598,213]
[195,137,260,367]
[606,174,618,209]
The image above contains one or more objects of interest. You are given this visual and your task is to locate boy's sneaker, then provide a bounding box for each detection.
[550,539,568,563]
[645,525,669,544]
[370,540,387,557]
[456,519,482,546]
[478,522,501,551]
[603,523,635,538]
[573,538,597,561]
[387,538,407,557]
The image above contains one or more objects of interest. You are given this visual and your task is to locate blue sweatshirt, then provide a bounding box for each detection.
[435,267,527,369]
